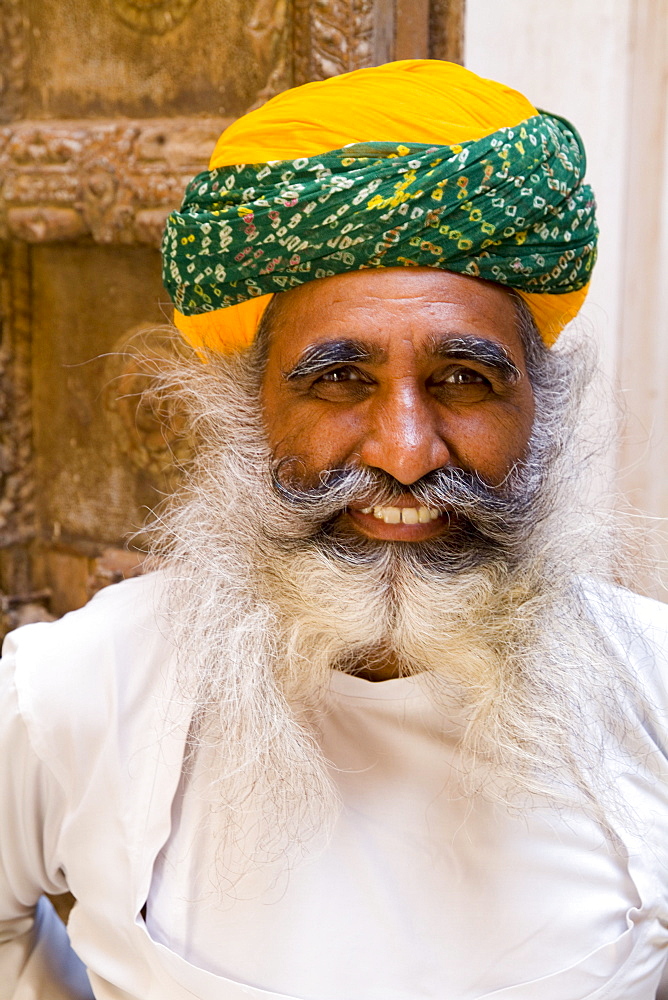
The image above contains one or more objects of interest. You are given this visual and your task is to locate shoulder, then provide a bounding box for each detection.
[1,572,183,791]
[3,571,173,700]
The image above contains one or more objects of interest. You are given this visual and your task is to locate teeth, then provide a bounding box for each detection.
[370,505,441,525]
[374,505,401,524]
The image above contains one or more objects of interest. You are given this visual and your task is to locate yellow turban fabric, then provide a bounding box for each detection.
[171,60,593,352]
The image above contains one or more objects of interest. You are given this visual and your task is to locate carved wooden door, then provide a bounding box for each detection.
[0,0,463,634]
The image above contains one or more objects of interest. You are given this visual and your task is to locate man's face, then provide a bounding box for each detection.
[261,268,535,543]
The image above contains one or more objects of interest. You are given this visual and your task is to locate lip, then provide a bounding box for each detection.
[346,505,450,541]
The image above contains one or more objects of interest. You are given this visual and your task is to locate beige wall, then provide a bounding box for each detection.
[465,0,668,598]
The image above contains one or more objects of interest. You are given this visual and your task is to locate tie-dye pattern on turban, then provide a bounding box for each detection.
[162,60,598,352]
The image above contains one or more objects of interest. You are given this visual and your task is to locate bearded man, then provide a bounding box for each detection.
[2,59,668,1000]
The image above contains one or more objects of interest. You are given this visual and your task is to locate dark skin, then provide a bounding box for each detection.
[261,268,536,678]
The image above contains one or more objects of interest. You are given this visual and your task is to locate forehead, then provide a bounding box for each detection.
[265,268,524,363]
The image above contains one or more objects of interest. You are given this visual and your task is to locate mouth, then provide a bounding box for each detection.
[346,501,455,541]
[360,504,441,524]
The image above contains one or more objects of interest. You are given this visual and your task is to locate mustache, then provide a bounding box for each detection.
[271,459,544,546]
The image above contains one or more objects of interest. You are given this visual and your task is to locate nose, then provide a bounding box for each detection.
[357,380,451,485]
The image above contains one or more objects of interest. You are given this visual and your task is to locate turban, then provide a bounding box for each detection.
[162,60,597,351]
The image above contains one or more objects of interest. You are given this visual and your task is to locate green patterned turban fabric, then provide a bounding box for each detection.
[162,113,597,325]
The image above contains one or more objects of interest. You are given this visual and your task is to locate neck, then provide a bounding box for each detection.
[347,648,403,681]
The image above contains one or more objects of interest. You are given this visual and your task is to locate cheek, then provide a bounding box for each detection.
[262,395,365,469]
[449,398,535,479]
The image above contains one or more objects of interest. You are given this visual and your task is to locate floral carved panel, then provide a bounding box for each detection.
[0,118,228,247]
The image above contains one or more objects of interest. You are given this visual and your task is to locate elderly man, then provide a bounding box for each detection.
[2,60,668,1000]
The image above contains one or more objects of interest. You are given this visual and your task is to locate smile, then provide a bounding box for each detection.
[359,505,441,525]
[345,502,450,542]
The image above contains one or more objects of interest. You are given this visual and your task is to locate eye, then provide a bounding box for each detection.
[311,365,374,401]
[319,367,365,383]
[430,366,493,402]
[444,369,488,386]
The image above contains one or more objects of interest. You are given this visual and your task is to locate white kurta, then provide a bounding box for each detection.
[2,573,668,1000]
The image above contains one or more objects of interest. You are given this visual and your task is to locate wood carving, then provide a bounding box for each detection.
[245,0,291,107]
[293,0,464,84]
[0,117,228,246]
[102,326,194,485]
[310,0,376,78]
[0,0,29,123]
[429,0,465,62]
[292,0,378,85]
[111,0,200,34]
[0,242,35,547]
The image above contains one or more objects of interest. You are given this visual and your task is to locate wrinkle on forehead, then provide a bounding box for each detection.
[264,268,525,378]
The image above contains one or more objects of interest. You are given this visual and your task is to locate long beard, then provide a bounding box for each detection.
[144,325,639,879]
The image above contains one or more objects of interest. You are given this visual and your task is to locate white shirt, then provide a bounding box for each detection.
[2,573,668,1000]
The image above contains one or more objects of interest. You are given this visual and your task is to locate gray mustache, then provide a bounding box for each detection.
[272,460,544,545]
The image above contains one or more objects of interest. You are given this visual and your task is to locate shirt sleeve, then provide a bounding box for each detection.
[0,635,93,999]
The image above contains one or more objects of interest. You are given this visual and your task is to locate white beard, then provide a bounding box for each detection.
[143,315,642,876]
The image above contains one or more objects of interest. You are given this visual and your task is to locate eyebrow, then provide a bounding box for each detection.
[283,333,522,384]
[284,339,385,380]
[430,335,521,383]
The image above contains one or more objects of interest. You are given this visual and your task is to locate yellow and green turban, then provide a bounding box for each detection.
[162,60,597,352]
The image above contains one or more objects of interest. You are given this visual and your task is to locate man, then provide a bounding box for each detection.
[2,59,668,1000]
